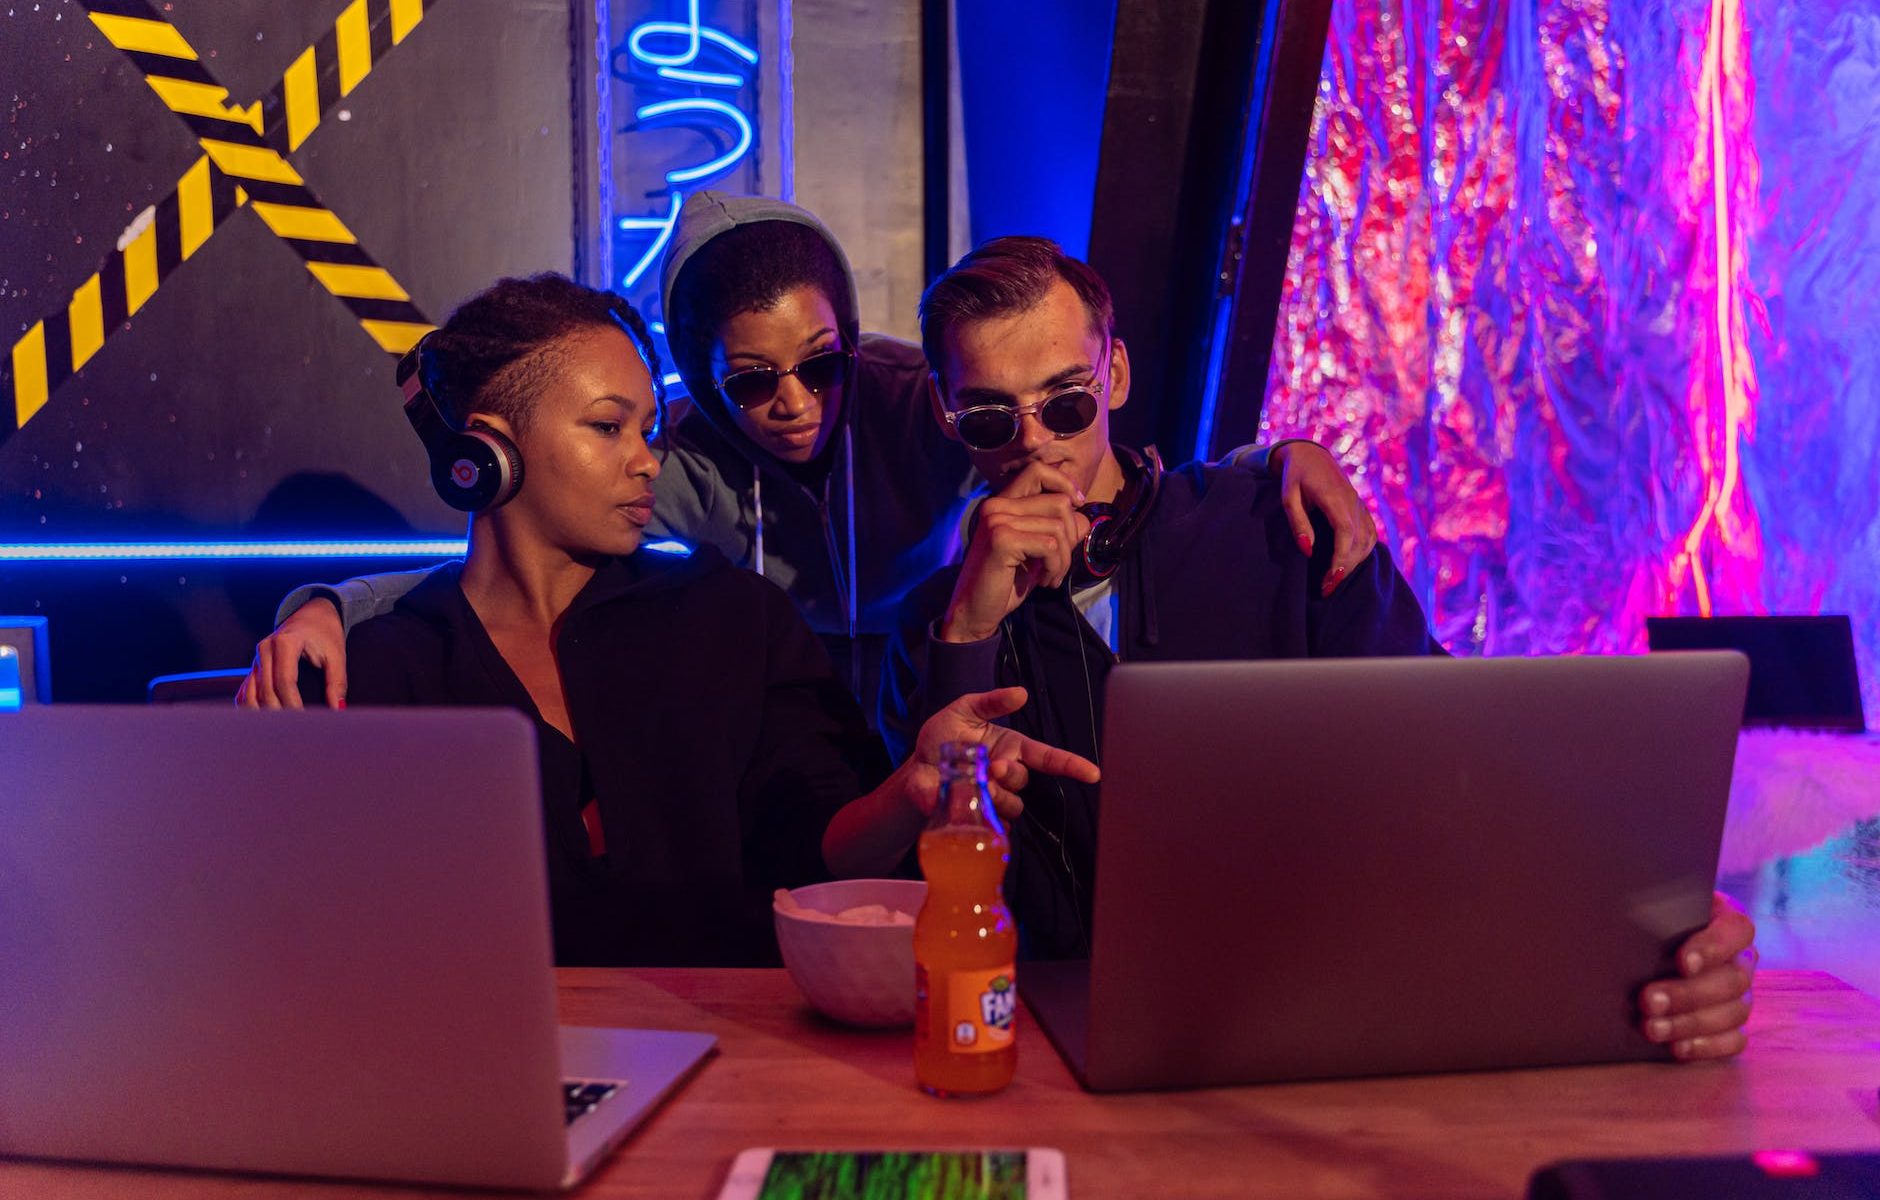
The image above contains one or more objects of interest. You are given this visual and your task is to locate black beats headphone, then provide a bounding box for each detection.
[397,334,525,513]
[396,299,666,514]
[1072,444,1164,584]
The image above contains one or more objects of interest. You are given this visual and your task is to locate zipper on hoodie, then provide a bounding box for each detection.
[751,446,863,698]
[746,459,848,612]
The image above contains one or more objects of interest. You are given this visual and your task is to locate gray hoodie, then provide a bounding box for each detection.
[651,192,979,644]
[281,194,978,704]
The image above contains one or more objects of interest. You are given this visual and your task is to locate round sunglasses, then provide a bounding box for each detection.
[716,347,855,411]
[943,383,1102,452]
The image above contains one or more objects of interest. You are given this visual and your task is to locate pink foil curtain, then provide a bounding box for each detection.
[1264,0,1880,718]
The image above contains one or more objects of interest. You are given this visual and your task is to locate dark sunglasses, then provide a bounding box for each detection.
[943,385,1101,452]
[716,347,855,411]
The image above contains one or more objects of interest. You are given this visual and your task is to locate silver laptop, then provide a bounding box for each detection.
[0,706,715,1189]
[1023,652,1749,1092]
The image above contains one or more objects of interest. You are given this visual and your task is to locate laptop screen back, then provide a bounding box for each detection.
[1079,653,1748,1091]
[0,706,569,1188]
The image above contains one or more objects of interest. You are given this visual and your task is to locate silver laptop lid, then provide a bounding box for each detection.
[0,706,570,1188]
[1086,652,1748,1090]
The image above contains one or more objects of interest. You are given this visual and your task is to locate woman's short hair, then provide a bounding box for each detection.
[918,236,1114,376]
[666,220,852,389]
[425,273,664,434]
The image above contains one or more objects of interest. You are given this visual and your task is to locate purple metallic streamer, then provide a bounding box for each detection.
[1265,0,1880,720]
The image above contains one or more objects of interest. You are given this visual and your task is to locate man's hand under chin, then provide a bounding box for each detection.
[940,462,1091,644]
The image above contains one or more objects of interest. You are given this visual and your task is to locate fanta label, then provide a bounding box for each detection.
[946,966,1016,1053]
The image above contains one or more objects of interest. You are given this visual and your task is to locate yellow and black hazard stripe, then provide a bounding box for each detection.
[84,0,435,351]
[82,0,433,157]
[257,0,432,155]
[0,2,440,447]
[240,175,434,355]
[3,154,243,445]
[83,0,266,144]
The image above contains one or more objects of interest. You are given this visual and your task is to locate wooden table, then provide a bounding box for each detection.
[7,969,1879,1198]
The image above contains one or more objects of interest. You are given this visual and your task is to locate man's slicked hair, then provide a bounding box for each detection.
[919,236,1115,376]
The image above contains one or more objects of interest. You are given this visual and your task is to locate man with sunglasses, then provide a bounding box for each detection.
[877,236,1758,1063]
[880,236,1444,850]
[235,195,1378,717]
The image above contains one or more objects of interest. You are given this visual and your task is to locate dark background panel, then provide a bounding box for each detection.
[943,0,1323,462]
[1085,0,1318,460]
[1,0,576,541]
[1,0,207,392]
[0,554,450,704]
[1084,0,1218,456]
[3,216,448,539]
[1,0,579,700]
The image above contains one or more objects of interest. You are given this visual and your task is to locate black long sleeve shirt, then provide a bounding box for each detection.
[346,546,889,966]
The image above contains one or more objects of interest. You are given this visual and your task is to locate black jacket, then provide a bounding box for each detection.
[880,457,1445,959]
[346,545,888,967]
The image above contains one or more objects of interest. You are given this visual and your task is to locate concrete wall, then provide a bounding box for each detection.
[790,0,927,341]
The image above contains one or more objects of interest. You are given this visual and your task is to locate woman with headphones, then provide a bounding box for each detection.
[345,272,1097,967]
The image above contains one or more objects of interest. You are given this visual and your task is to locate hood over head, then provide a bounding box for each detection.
[658,191,862,455]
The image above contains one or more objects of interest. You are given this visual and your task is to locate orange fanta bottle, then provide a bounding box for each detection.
[914,742,1017,1096]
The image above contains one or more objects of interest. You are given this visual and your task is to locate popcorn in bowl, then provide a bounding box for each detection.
[773,890,915,928]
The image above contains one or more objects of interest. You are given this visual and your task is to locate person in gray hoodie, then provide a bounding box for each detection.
[236,192,1377,713]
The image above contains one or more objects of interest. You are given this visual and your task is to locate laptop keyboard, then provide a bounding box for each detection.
[563,1080,620,1125]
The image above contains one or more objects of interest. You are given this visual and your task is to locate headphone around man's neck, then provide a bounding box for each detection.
[1071,444,1164,586]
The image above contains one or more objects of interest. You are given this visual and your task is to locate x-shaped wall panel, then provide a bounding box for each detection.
[2,0,440,448]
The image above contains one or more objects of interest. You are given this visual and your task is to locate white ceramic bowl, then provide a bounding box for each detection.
[773,878,927,1028]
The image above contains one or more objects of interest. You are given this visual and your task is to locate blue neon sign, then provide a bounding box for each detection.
[612,1,767,298]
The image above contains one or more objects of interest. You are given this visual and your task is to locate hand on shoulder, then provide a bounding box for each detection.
[1265,441,1379,597]
[234,597,347,709]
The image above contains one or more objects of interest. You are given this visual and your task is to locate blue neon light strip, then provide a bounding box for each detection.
[627,1,757,65]
[637,98,754,184]
[1194,295,1234,462]
[659,65,743,87]
[0,539,692,562]
[779,0,795,202]
[619,188,685,291]
[1,540,468,561]
[616,2,768,291]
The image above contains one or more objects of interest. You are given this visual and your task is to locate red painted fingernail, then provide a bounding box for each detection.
[336,697,347,711]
